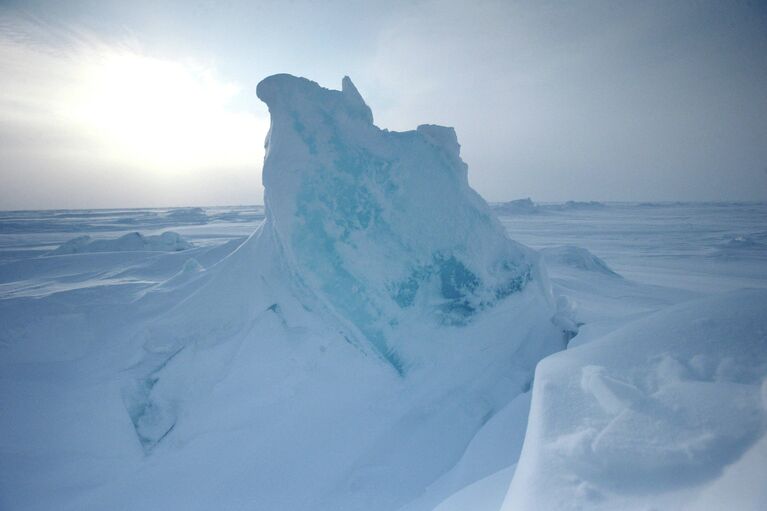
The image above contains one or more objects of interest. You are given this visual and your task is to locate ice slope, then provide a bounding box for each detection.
[397,391,531,511]
[502,288,767,511]
[100,74,564,510]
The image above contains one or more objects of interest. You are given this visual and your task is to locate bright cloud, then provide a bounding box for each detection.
[0,18,267,208]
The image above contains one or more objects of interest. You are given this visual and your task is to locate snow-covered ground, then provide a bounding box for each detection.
[1,75,765,511]
[2,201,764,510]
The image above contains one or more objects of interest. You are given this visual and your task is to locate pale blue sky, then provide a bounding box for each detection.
[1,0,766,209]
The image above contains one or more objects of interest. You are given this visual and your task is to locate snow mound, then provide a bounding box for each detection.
[48,231,192,255]
[540,245,620,277]
[493,198,539,215]
[503,288,767,511]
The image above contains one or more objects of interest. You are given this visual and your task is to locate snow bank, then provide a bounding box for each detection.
[503,288,767,511]
[48,231,192,255]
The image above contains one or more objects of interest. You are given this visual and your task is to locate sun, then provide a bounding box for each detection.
[67,49,264,175]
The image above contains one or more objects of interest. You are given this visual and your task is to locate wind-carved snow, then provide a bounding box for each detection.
[122,73,561,465]
[502,289,767,511]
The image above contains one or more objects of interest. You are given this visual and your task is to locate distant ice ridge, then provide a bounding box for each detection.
[493,197,540,215]
[492,198,607,216]
[163,207,208,224]
[556,200,606,210]
[48,231,192,255]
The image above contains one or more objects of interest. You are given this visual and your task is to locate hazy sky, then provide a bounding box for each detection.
[1,0,766,209]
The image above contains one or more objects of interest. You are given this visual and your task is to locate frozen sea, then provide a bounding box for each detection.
[2,202,765,298]
[1,201,766,511]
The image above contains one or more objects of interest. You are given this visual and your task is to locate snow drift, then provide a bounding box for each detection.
[503,288,767,511]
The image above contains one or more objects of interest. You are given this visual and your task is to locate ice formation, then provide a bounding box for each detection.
[9,73,763,511]
[493,197,540,215]
[121,73,563,500]
[255,74,550,372]
[49,231,192,255]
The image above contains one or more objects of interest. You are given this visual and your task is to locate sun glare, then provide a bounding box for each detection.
[67,50,264,174]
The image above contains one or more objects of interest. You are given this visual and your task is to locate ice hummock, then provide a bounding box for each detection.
[121,73,562,503]
[48,231,192,255]
[493,197,540,215]
[256,74,547,372]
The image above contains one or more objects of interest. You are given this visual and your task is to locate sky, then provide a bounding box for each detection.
[1,0,766,209]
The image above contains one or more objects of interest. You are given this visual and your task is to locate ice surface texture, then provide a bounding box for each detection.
[503,288,767,511]
[257,74,543,372]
